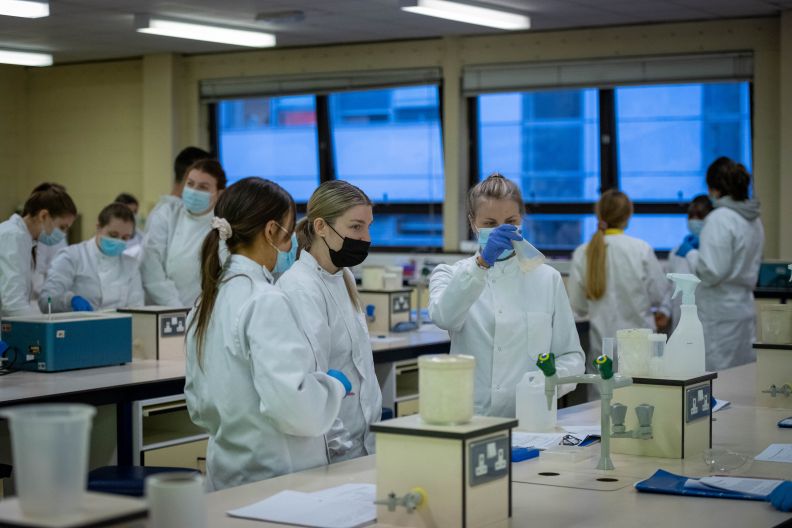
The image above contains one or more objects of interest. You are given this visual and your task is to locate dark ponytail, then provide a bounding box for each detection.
[22,183,77,219]
[706,156,751,201]
[191,177,295,367]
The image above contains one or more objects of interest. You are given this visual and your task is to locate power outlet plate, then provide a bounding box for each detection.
[468,434,509,487]
[686,383,712,423]
[160,313,187,338]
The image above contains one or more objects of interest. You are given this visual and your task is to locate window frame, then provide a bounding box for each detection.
[469,81,754,257]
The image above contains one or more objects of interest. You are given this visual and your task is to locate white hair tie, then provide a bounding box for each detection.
[211,217,232,241]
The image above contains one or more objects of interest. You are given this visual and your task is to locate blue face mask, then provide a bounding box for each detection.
[39,225,65,246]
[477,226,518,261]
[182,187,212,214]
[274,233,298,275]
[687,219,704,237]
[98,236,127,257]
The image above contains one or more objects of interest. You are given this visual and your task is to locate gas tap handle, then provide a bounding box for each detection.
[536,352,557,377]
[594,354,614,380]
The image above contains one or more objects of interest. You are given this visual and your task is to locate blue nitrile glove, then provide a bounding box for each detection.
[327,369,352,395]
[675,234,700,257]
[480,224,522,266]
[769,481,792,512]
[71,296,93,312]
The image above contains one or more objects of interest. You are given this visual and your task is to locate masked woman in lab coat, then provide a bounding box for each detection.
[0,183,77,317]
[185,177,348,491]
[39,203,144,313]
[429,173,585,418]
[682,157,763,371]
[568,190,671,358]
[278,181,382,463]
[141,159,226,307]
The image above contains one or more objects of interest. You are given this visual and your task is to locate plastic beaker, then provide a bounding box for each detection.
[146,472,207,528]
[419,354,475,425]
[616,329,652,377]
[0,404,96,518]
[513,238,546,272]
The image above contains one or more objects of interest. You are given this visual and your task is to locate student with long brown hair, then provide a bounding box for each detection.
[184,177,347,491]
[568,190,670,358]
[278,181,382,463]
[429,173,584,418]
[0,183,77,317]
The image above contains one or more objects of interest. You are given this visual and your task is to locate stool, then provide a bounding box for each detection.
[88,466,200,497]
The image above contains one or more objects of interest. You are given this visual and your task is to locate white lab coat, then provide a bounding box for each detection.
[0,214,40,317]
[122,230,144,265]
[32,238,67,301]
[38,239,144,313]
[568,233,671,358]
[686,205,764,371]
[184,255,345,491]
[141,201,212,308]
[278,251,382,462]
[429,255,585,418]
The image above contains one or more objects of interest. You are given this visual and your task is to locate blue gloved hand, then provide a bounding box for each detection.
[480,224,522,266]
[675,234,700,257]
[769,481,792,512]
[327,369,352,395]
[70,296,93,312]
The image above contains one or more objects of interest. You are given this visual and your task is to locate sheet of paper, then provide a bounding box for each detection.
[713,399,731,413]
[699,476,783,498]
[512,432,567,450]
[228,485,376,528]
[562,425,601,436]
[755,444,792,463]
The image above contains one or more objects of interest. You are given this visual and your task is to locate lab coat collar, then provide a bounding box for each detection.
[487,252,519,277]
[298,249,344,279]
[10,214,32,244]
[226,254,274,284]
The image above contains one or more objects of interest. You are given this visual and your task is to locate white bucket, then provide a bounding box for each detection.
[515,373,556,432]
[0,404,95,518]
[146,472,207,528]
[617,328,653,377]
[419,354,475,425]
[760,304,792,344]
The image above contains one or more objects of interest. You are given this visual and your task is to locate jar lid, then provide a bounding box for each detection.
[419,354,475,369]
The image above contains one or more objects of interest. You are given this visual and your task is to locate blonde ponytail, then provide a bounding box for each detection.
[584,190,633,301]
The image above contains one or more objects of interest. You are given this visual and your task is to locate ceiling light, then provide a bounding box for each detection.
[135,15,276,48]
[0,0,48,18]
[400,0,530,30]
[0,49,52,66]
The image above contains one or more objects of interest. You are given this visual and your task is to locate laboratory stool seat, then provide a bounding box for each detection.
[88,466,200,497]
[381,407,394,421]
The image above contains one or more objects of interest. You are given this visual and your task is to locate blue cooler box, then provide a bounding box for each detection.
[0,312,132,372]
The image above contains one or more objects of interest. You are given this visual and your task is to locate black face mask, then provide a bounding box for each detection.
[323,224,370,268]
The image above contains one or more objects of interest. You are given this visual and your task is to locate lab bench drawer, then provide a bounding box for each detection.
[395,398,420,417]
[141,438,208,473]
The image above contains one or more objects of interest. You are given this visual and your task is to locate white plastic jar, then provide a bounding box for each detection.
[418,354,475,425]
[616,328,652,377]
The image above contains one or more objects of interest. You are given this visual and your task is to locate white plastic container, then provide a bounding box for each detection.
[515,373,556,432]
[0,404,95,518]
[759,304,792,344]
[146,472,207,528]
[418,354,475,425]
[616,329,652,377]
[361,266,385,289]
[648,334,667,378]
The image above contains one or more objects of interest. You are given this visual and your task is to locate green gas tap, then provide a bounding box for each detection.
[594,354,614,380]
[536,352,558,411]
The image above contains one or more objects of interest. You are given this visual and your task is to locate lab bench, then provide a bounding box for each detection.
[197,361,792,528]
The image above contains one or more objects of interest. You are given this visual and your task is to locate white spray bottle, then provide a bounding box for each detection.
[663,273,705,378]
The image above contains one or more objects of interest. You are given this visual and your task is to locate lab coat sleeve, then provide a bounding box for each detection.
[567,246,589,318]
[0,232,37,317]
[38,247,77,313]
[280,284,354,457]
[428,259,487,332]
[241,291,345,438]
[644,246,671,316]
[140,209,182,307]
[549,272,586,398]
[694,219,732,287]
[683,249,700,275]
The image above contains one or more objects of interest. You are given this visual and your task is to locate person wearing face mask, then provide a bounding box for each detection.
[429,173,585,418]
[141,159,226,307]
[39,203,144,313]
[567,190,671,359]
[184,177,347,491]
[277,181,382,463]
[682,157,763,370]
[0,183,77,317]
[113,193,144,261]
[668,195,713,331]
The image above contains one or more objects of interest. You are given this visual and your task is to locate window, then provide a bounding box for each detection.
[214,85,444,249]
[473,81,752,252]
[216,95,319,203]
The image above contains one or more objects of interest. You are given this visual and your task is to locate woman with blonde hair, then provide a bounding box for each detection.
[429,173,584,418]
[568,190,670,358]
[277,180,382,462]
